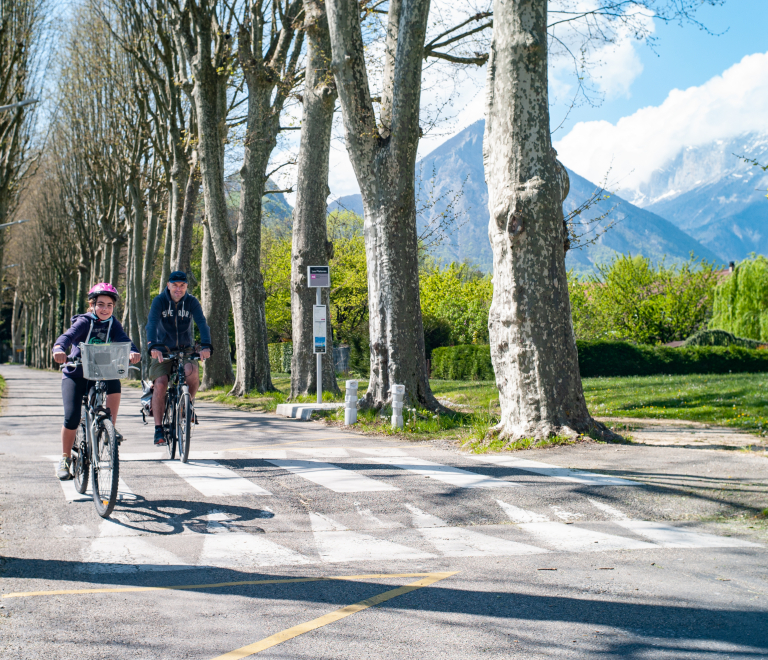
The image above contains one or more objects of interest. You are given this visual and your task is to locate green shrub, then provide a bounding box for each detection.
[577,340,768,378]
[431,341,768,380]
[683,329,765,349]
[431,345,493,380]
[267,342,293,373]
[710,255,768,341]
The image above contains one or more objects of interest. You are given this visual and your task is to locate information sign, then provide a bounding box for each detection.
[313,305,327,354]
[308,265,330,288]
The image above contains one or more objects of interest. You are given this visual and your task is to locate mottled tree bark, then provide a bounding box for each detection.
[200,222,234,389]
[483,0,608,440]
[174,155,199,279]
[327,0,441,410]
[290,0,340,398]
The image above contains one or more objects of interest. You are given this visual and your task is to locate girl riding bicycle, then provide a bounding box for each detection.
[52,283,141,481]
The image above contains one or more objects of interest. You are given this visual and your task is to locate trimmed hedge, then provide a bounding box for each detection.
[267,342,293,374]
[430,341,768,380]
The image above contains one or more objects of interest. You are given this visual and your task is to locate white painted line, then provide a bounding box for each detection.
[406,505,548,557]
[164,460,272,497]
[588,499,630,521]
[116,452,166,462]
[370,456,519,489]
[47,457,136,502]
[518,521,656,552]
[496,500,550,523]
[265,459,398,493]
[469,455,636,486]
[352,447,410,457]
[310,513,434,562]
[117,450,289,461]
[616,521,762,549]
[199,512,312,568]
[292,447,350,458]
[354,504,404,529]
[79,518,193,573]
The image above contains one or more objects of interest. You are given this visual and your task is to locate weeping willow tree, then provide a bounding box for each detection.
[710,256,768,341]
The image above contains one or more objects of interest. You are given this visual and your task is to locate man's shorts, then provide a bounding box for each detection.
[148,356,198,382]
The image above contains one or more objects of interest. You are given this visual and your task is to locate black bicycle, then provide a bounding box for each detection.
[64,359,136,518]
[155,345,200,463]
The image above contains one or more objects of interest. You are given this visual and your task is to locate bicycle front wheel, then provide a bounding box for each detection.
[177,391,192,464]
[163,392,176,460]
[73,423,89,494]
[91,418,119,518]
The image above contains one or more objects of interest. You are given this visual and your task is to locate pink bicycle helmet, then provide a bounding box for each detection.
[87,282,120,301]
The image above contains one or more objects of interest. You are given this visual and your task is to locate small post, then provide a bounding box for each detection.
[391,383,405,429]
[344,379,358,425]
[308,265,330,405]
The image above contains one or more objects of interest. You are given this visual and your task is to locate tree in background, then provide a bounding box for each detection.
[570,255,717,345]
[710,255,768,341]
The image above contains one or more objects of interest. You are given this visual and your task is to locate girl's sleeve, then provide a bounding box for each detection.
[111,319,140,353]
[53,317,88,354]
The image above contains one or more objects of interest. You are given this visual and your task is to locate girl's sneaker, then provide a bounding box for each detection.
[57,457,72,481]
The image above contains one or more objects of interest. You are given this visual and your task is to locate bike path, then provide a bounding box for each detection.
[1,365,766,659]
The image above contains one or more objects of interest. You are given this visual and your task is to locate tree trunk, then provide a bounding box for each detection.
[11,279,22,363]
[200,222,234,389]
[327,0,440,410]
[483,0,607,441]
[160,207,172,292]
[290,0,340,398]
[174,156,200,280]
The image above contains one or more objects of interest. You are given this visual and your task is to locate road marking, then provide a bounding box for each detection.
[354,503,404,529]
[406,505,547,557]
[210,572,457,660]
[518,521,657,552]
[292,447,350,458]
[164,459,272,497]
[495,500,549,523]
[352,447,410,457]
[588,498,630,520]
[2,572,443,599]
[79,518,193,573]
[46,457,136,502]
[370,456,520,489]
[265,459,398,492]
[616,521,763,548]
[199,511,313,568]
[468,455,636,486]
[310,512,434,562]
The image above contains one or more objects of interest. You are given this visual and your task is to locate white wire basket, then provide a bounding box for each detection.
[78,342,132,380]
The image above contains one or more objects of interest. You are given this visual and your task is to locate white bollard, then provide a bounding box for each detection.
[344,379,358,425]
[391,383,405,429]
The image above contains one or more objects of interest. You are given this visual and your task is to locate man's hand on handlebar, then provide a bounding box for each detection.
[151,349,164,363]
[53,348,67,364]
[130,352,141,364]
[200,348,211,360]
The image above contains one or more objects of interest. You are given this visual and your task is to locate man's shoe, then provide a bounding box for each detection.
[154,427,166,446]
[114,430,124,444]
[57,456,72,481]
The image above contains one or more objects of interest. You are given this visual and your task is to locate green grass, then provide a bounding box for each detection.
[582,372,768,435]
[0,373,5,398]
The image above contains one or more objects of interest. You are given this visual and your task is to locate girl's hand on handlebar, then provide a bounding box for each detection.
[130,352,141,364]
[53,349,67,364]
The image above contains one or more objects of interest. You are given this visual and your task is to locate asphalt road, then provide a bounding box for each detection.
[1,364,766,659]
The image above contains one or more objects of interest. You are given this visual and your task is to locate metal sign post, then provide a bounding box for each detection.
[308,266,330,404]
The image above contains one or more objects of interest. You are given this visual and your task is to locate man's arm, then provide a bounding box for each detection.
[146,296,166,362]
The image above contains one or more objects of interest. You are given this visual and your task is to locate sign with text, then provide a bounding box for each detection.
[313,305,327,354]
[307,265,330,288]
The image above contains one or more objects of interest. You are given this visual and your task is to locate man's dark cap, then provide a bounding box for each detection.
[168,271,188,283]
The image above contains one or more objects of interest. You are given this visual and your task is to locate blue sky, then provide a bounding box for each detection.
[560,0,768,133]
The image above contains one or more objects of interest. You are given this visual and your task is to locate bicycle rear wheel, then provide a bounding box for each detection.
[163,392,176,460]
[177,391,192,464]
[91,418,119,518]
[73,423,89,494]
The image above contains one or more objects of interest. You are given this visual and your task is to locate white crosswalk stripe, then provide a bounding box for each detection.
[265,459,399,492]
[79,518,193,573]
[406,505,548,557]
[198,511,313,568]
[469,455,636,486]
[616,520,762,548]
[46,456,136,502]
[164,459,273,497]
[368,456,520,489]
[293,447,350,458]
[309,512,435,562]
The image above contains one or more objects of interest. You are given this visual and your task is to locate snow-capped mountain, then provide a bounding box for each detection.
[630,133,768,261]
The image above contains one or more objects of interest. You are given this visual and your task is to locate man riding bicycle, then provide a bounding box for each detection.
[146,271,212,445]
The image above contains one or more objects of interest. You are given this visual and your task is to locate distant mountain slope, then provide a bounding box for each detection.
[329,121,721,272]
[637,133,768,261]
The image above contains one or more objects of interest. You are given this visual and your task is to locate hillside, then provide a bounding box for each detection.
[330,121,721,273]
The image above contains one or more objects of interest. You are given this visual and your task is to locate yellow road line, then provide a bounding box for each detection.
[210,572,457,659]
[2,572,439,599]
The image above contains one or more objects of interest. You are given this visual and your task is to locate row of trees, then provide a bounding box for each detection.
[3,0,723,440]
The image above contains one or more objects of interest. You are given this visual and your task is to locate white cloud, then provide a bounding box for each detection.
[554,51,768,194]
